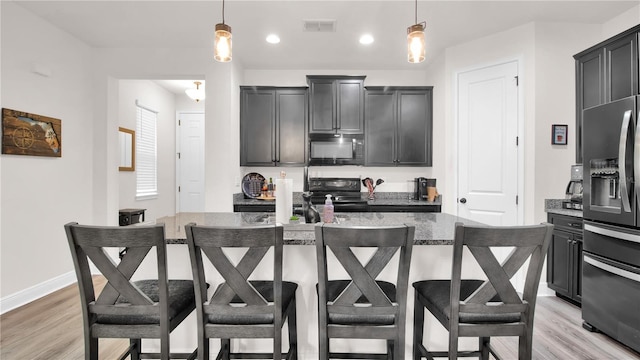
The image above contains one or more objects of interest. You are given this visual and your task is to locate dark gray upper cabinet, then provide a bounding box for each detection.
[574,25,639,164]
[307,76,365,135]
[365,87,433,166]
[605,32,638,102]
[276,89,308,166]
[365,90,396,165]
[240,87,307,166]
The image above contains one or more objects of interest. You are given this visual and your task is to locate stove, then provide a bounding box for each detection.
[308,177,368,212]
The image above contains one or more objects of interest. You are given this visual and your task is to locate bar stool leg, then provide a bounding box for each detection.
[413,291,425,360]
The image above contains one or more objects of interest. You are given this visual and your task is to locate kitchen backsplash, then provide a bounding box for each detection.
[239,166,437,193]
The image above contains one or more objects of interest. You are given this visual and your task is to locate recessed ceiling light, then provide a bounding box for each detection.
[266,34,280,44]
[359,34,374,45]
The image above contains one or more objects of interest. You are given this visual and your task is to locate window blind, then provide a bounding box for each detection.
[136,102,158,199]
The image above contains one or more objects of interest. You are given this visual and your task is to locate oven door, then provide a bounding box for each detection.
[582,252,640,353]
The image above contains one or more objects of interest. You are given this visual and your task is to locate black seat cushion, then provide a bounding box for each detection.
[317,280,397,326]
[207,280,298,325]
[96,280,196,325]
[413,279,521,325]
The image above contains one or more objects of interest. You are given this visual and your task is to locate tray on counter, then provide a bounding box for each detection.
[241,172,265,199]
[255,195,276,201]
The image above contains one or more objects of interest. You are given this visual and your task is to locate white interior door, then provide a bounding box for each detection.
[177,112,205,212]
[457,61,520,226]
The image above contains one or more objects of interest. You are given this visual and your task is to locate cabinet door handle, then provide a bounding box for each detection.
[636,110,640,205]
[567,222,582,228]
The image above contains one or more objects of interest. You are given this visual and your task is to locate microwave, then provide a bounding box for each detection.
[308,134,364,166]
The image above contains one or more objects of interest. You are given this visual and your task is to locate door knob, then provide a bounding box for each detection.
[459,198,467,204]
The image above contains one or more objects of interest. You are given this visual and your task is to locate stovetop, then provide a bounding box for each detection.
[307,177,366,204]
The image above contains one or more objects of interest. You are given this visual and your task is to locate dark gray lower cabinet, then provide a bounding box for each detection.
[234,204,441,213]
[367,205,441,213]
[547,213,583,304]
[365,87,433,166]
[234,204,276,213]
[240,87,307,166]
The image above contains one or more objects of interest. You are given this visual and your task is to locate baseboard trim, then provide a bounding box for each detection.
[0,271,77,315]
[538,282,556,296]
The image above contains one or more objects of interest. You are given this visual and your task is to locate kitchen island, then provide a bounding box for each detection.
[157,211,477,245]
[152,211,484,358]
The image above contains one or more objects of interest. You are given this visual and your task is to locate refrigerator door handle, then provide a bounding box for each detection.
[619,110,632,212]
[585,223,640,244]
[633,110,640,205]
[584,254,640,283]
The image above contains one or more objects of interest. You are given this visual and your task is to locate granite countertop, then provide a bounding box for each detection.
[155,212,481,245]
[233,192,441,207]
[545,199,583,218]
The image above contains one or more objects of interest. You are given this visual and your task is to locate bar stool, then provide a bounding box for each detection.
[412,222,553,360]
[185,223,298,360]
[64,222,197,360]
[315,223,415,359]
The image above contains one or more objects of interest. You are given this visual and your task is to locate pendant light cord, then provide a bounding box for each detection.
[415,0,417,24]
[222,0,225,24]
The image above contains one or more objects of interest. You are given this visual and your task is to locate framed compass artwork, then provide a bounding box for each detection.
[2,108,62,157]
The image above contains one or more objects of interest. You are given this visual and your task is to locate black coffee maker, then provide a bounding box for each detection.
[414,178,429,200]
[563,165,583,210]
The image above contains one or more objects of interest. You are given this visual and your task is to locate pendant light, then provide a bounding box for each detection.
[214,0,232,62]
[185,81,205,102]
[407,0,426,63]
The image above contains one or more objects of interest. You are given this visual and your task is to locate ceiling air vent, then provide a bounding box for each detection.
[303,19,337,32]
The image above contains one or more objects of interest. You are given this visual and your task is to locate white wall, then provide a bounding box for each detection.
[533,22,602,223]
[118,80,178,221]
[602,5,640,40]
[0,2,94,304]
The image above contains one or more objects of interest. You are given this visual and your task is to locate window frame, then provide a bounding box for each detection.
[135,100,158,200]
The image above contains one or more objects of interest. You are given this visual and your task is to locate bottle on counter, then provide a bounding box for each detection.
[268,177,274,197]
[323,194,334,223]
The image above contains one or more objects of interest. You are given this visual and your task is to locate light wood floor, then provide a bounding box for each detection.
[1,279,639,359]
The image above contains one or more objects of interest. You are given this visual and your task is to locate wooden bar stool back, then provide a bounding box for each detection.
[64,222,197,360]
[185,223,298,360]
[412,222,553,360]
[315,223,415,360]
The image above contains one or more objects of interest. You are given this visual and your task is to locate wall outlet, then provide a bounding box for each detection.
[234,176,240,187]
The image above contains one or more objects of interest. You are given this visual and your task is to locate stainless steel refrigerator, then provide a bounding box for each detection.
[582,95,640,353]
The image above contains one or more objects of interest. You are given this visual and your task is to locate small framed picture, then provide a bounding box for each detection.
[552,124,568,145]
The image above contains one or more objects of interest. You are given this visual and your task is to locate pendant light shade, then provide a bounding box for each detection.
[407,0,425,63]
[214,0,232,62]
[407,23,425,63]
[185,81,205,102]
